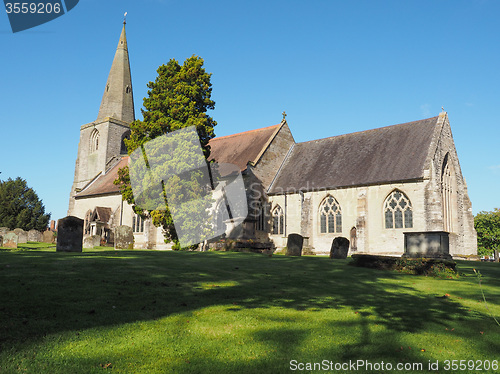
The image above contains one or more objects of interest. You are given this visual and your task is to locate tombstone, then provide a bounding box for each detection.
[13,228,28,244]
[3,232,18,249]
[83,235,101,249]
[0,227,9,237]
[56,216,83,252]
[28,229,42,242]
[330,237,350,259]
[115,225,134,250]
[403,231,452,259]
[42,230,55,244]
[286,233,303,256]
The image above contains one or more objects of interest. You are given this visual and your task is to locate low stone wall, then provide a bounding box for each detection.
[351,254,457,277]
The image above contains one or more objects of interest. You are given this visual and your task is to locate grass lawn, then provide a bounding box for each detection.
[0,248,499,373]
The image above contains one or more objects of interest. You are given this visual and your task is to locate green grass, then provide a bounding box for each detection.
[0,249,499,373]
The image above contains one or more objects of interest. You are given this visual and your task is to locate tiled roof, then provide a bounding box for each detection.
[268,116,439,194]
[208,123,282,171]
[76,157,128,198]
[93,206,112,223]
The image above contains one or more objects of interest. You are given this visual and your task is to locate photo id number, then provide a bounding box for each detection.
[5,2,62,14]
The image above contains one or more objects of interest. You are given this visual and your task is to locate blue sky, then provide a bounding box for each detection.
[0,0,499,222]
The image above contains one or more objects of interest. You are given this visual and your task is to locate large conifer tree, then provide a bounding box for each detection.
[0,177,50,231]
[115,56,217,248]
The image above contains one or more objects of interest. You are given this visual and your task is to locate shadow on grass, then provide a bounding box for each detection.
[0,250,499,372]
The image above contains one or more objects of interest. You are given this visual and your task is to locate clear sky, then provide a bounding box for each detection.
[0,0,499,222]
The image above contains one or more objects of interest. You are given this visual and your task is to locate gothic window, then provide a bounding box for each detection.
[121,130,131,154]
[84,210,92,235]
[126,85,131,94]
[384,190,413,229]
[442,153,455,232]
[132,214,144,233]
[319,195,342,234]
[272,205,284,235]
[254,200,267,232]
[90,129,99,153]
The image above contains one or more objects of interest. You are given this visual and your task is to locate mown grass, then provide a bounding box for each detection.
[0,248,499,373]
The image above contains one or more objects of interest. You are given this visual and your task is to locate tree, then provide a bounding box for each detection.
[474,208,500,256]
[0,177,51,231]
[115,55,217,249]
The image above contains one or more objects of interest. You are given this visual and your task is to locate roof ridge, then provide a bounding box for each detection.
[210,123,282,142]
[297,116,439,146]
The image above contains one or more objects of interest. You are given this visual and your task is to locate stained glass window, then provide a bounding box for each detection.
[384,190,413,229]
[319,195,342,233]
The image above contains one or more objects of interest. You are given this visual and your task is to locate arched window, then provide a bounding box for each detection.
[272,205,284,235]
[132,214,144,233]
[319,195,342,233]
[384,190,413,229]
[442,153,455,232]
[90,129,99,153]
[84,210,92,235]
[120,130,131,154]
[254,200,266,232]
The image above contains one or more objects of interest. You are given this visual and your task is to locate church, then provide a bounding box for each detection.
[68,23,477,256]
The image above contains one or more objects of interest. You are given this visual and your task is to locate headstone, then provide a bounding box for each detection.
[0,227,9,237]
[115,225,134,250]
[286,233,303,256]
[3,232,18,249]
[330,237,350,259]
[13,228,28,244]
[27,229,42,242]
[42,230,55,244]
[403,231,452,259]
[83,235,101,249]
[56,216,83,252]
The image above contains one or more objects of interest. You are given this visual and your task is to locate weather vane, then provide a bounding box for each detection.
[124,12,128,24]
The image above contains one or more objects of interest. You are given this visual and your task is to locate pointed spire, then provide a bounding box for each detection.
[96,21,135,123]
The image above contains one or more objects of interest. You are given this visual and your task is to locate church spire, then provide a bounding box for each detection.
[96,21,135,123]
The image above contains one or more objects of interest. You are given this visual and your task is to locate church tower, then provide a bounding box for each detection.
[68,21,134,215]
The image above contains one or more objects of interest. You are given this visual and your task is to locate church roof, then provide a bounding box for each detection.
[268,116,439,194]
[76,157,128,198]
[208,123,283,171]
[96,23,135,123]
[92,207,112,224]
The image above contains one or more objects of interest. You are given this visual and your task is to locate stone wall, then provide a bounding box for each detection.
[252,122,295,189]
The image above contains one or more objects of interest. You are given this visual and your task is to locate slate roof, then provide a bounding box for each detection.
[76,157,128,198]
[268,116,439,194]
[93,207,112,223]
[208,123,282,171]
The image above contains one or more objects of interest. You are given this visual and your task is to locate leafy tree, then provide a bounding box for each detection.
[0,177,50,231]
[115,55,217,249]
[474,208,500,256]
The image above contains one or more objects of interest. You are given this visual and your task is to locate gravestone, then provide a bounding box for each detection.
[403,231,452,259]
[28,229,42,242]
[0,227,9,237]
[286,233,303,256]
[3,232,18,249]
[115,225,134,249]
[56,216,83,252]
[330,237,350,259]
[13,229,28,244]
[42,230,55,244]
[83,235,101,249]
